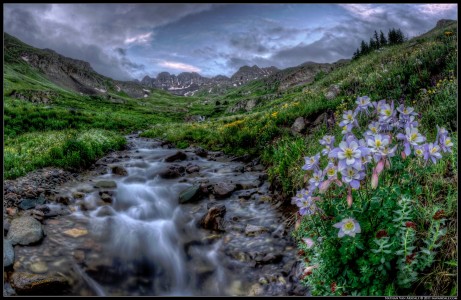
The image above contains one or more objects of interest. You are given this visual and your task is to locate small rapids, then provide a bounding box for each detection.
[9,135,308,296]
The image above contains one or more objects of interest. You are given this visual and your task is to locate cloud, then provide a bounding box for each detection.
[124,32,153,45]
[157,61,201,73]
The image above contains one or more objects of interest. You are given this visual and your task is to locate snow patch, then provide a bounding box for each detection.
[94,88,106,93]
[21,56,29,62]
[143,89,150,93]
[116,85,121,92]
[184,90,198,97]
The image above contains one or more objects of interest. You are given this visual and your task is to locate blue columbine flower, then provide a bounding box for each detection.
[333,218,361,238]
[302,153,321,171]
[396,127,426,156]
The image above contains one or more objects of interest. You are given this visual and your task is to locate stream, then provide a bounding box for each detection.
[4,135,308,296]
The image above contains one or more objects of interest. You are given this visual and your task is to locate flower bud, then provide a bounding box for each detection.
[371,170,379,189]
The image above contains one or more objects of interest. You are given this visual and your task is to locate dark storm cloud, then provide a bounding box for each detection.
[3,3,215,80]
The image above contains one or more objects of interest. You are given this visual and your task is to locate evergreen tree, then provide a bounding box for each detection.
[360,40,369,55]
[352,48,360,60]
[369,37,377,51]
[388,28,397,45]
[374,30,380,48]
[379,30,387,46]
[395,28,405,44]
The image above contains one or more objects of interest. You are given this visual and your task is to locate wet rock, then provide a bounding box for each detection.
[158,165,185,179]
[56,195,71,205]
[111,166,128,176]
[63,228,88,238]
[4,219,11,235]
[235,189,258,199]
[29,261,48,274]
[18,197,46,210]
[236,180,260,190]
[255,253,283,265]
[10,271,71,295]
[94,180,117,189]
[4,239,15,267]
[28,209,45,221]
[212,182,236,199]
[72,250,85,263]
[245,224,268,236]
[186,165,200,174]
[35,204,70,217]
[291,117,308,133]
[99,193,113,203]
[7,216,44,245]
[272,224,286,238]
[95,206,116,217]
[4,193,20,207]
[194,148,208,158]
[252,164,265,172]
[199,203,226,231]
[179,184,202,204]
[72,192,85,199]
[165,151,187,162]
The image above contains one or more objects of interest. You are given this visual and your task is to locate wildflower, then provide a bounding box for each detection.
[339,110,358,129]
[413,144,426,158]
[397,104,416,117]
[302,237,315,249]
[319,135,335,155]
[439,135,453,153]
[295,194,318,216]
[425,143,442,164]
[329,137,369,170]
[319,162,342,193]
[302,153,321,171]
[291,188,310,205]
[340,166,365,189]
[333,218,361,238]
[355,96,372,115]
[367,134,389,154]
[396,127,426,156]
[435,125,448,142]
[309,170,324,190]
[365,121,380,137]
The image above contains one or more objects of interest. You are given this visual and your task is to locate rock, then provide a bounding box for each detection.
[56,195,71,205]
[29,209,45,221]
[10,272,71,295]
[325,84,340,100]
[72,250,85,263]
[245,224,268,236]
[99,193,112,203]
[179,184,202,204]
[199,204,226,231]
[291,117,308,133]
[194,148,208,158]
[18,196,46,210]
[248,283,263,296]
[186,165,200,174]
[35,204,71,217]
[4,219,11,235]
[272,224,286,238]
[7,216,44,245]
[312,112,327,126]
[95,206,116,217]
[6,207,18,216]
[255,253,283,265]
[72,192,85,199]
[94,180,117,189]
[4,239,15,267]
[29,261,48,274]
[212,182,236,199]
[236,180,260,190]
[111,166,128,176]
[158,165,185,179]
[63,228,88,238]
[165,151,187,162]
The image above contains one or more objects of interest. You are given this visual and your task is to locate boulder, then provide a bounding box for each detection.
[291,117,308,133]
[245,224,268,236]
[179,184,202,204]
[94,180,117,189]
[186,165,200,174]
[325,84,340,100]
[199,204,226,231]
[7,216,44,245]
[212,182,236,199]
[10,272,71,295]
[158,165,185,179]
[18,197,46,210]
[111,166,128,176]
[194,148,208,158]
[165,151,187,162]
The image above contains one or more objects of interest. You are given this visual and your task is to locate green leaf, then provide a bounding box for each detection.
[445,260,457,267]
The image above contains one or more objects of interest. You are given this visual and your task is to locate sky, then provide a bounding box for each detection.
[3,4,458,81]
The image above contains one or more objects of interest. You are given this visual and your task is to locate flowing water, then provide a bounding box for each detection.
[11,135,306,296]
